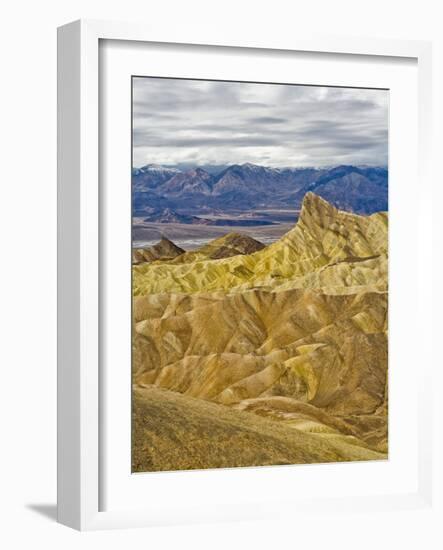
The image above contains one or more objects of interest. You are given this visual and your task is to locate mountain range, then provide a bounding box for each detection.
[132,162,388,216]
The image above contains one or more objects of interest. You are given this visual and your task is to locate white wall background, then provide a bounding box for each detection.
[0,1,441,548]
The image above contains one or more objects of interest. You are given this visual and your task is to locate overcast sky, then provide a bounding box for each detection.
[132,77,388,169]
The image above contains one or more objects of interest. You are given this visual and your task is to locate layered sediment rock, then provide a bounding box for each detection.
[132,193,389,469]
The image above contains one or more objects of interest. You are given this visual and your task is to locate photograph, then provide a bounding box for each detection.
[130,76,389,473]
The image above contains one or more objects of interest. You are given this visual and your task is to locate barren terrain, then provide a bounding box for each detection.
[132,193,388,471]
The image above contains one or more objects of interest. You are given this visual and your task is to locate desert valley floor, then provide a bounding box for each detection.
[131,193,388,472]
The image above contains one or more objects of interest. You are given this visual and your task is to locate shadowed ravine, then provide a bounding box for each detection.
[132,193,388,472]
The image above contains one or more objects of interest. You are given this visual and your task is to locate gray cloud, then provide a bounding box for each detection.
[132,77,388,168]
[248,116,287,125]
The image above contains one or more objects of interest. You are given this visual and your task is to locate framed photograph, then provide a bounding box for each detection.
[57,19,433,530]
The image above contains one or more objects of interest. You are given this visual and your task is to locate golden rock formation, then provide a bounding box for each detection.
[133,193,387,295]
[132,193,389,471]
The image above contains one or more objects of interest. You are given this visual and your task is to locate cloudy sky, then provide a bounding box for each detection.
[132,77,388,169]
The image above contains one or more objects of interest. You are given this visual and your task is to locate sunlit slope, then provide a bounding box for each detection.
[132,193,389,463]
[133,288,388,451]
[133,386,385,472]
[133,193,388,295]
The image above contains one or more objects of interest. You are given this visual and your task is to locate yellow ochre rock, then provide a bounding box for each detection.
[132,193,389,467]
[133,193,387,295]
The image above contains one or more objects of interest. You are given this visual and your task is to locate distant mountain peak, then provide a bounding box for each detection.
[191,167,210,174]
[241,162,261,169]
[159,167,214,196]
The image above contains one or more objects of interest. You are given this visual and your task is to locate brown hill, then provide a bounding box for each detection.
[169,232,265,264]
[133,386,385,473]
[132,236,185,264]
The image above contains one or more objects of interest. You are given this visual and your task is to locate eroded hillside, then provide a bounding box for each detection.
[133,193,387,295]
[132,193,389,471]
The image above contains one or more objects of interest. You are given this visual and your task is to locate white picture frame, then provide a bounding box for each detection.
[57,19,434,531]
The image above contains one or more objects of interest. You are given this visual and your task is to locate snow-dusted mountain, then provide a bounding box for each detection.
[132,164,181,191]
[132,162,388,215]
[159,168,215,196]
